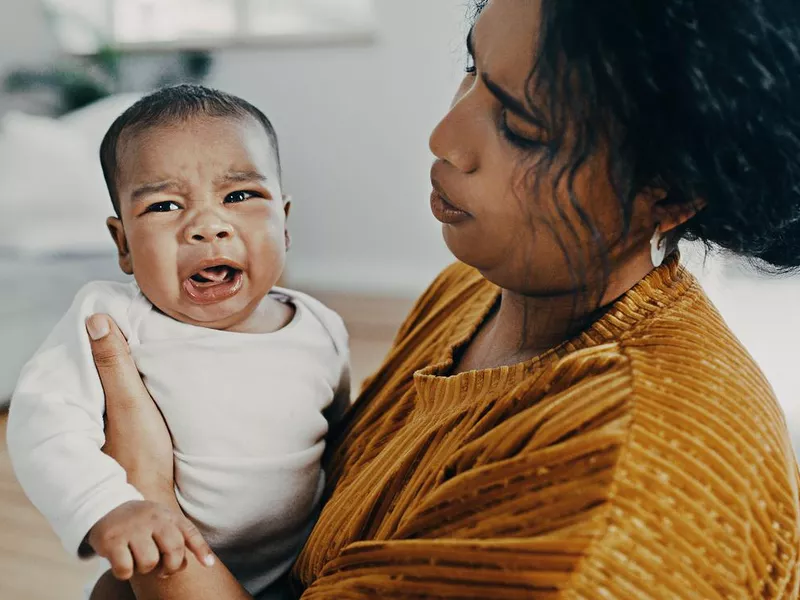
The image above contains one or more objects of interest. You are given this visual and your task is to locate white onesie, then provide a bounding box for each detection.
[7,281,350,597]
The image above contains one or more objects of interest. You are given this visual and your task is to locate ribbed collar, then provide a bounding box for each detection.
[412,254,693,414]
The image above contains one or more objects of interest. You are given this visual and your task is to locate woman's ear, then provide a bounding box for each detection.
[283,194,292,251]
[106,217,133,275]
[652,192,707,234]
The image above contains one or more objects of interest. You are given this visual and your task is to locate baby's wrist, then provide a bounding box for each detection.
[138,481,180,511]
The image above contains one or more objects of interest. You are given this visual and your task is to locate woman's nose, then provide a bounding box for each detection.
[429,79,480,174]
[184,212,235,244]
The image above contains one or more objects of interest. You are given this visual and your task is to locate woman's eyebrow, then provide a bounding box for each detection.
[483,73,547,129]
[467,25,547,129]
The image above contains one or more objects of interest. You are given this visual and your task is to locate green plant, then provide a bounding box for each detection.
[4,47,213,116]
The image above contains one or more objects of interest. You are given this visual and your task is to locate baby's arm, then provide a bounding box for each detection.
[9,283,210,579]
[323,312,352,428]
[7,282,146,555]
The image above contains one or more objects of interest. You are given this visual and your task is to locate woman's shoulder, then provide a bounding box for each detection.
[512,267,800,595]
[489,279,800,595]
[619,269,789,446]
[592,278,800,597]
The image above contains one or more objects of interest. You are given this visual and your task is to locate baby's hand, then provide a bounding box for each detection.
[88,500,214,580]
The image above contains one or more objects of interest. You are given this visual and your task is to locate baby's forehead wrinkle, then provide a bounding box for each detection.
[215,170,269,186]
[130,179,183,201]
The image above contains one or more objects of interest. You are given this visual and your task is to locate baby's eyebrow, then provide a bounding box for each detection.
[130,180,180,202]
[216,170,268,186]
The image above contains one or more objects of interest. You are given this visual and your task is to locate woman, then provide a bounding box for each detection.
[87,0,800,597]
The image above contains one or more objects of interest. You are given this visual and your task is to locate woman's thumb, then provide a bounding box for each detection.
[86,314,111,341]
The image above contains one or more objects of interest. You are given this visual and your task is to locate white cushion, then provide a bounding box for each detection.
[0,96,139,256]
[60,93,141,152]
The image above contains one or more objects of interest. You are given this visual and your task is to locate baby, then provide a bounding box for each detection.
[7,85,350,598]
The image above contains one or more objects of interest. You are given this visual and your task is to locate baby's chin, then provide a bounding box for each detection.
[137,269,279,330]
[155,291,265,331]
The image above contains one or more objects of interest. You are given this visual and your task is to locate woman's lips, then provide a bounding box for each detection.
[430,188,471,224]
[182,269,244,305]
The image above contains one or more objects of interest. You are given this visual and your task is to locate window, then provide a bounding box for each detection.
[43,0,377,54]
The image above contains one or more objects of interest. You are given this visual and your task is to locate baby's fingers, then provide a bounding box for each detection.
[154,525,187,577]
[107,545,135,581]
[179,518,215,567]
[130,535,161,575]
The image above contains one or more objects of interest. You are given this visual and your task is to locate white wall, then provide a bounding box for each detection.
[207,0,469,296]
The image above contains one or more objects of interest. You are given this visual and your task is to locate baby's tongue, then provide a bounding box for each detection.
[196,266,230,283]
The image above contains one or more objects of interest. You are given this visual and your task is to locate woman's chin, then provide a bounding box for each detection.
[441,227,490,269]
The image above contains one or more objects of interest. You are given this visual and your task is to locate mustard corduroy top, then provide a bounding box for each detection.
[293,256,800,599]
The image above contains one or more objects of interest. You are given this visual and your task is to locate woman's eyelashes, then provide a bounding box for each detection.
[499,111,548,151]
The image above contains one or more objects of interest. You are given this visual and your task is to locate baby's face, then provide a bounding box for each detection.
[109,115,288,329]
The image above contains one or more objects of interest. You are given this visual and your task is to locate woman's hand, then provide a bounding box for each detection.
[85,314,176,505]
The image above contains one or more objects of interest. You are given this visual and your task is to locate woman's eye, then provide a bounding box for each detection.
[225,190,259,204]
[500,111,548,151]
[465,61,477,75]
[145,201,181,213]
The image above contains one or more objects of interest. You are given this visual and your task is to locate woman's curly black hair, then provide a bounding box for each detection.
[475,0,800,275]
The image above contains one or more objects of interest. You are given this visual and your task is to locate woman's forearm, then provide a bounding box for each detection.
[131,556,252,600]
[129,487,252,599]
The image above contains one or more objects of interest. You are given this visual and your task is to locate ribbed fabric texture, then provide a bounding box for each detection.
[292,256,800,599]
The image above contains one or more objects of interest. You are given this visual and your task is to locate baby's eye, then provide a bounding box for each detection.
[225,190,260,204]
[145,201,181,213]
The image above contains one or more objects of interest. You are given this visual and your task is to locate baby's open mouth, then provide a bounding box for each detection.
[189,265,239,286]
[183,264,244,305]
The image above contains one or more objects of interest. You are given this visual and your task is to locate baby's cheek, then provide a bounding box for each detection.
[247,232,286,287]
[132,245,181,304]
[250,217,285,252]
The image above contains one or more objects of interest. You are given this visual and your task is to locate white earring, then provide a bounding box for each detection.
[650,226,666,267]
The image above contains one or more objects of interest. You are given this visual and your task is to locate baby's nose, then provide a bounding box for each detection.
[185,215,234,243]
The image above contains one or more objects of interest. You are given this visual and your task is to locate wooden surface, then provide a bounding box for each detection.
[0,411,96,600]
[0,293,407,600]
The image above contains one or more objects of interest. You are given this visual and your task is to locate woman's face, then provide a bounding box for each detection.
[429,0,654,297]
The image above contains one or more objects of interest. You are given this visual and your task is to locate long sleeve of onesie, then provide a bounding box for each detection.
[7,281,144,556]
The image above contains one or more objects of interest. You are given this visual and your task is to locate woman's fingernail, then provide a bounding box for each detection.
[204,555,216,567]
[86,315,110,340]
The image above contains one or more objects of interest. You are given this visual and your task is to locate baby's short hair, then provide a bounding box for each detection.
[100,84,281,216]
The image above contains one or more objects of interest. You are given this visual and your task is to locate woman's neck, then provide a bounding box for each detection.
[453,253,654,373]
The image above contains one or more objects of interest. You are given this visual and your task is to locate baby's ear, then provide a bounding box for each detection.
[282,195,292,251]
[282,194,292,217]
[106,217,133,275]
